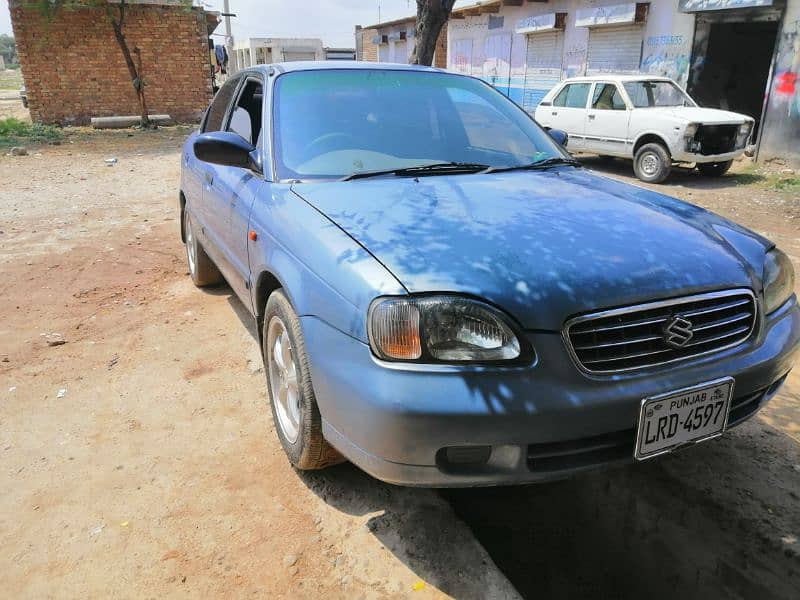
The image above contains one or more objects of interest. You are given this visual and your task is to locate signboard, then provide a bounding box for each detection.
[679,0,773,11]
[516,13,557,34]
[575,3,637,27]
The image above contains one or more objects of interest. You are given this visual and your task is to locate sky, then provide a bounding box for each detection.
[0,1,473,49]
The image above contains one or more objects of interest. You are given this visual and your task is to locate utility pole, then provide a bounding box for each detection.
[223,0,234,73]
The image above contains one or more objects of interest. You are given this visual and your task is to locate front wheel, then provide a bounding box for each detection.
[697,160,733,177]
[264,290,343,470]
[633,143,672,184]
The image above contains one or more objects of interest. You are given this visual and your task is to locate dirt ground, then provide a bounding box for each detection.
[0,121,798,599]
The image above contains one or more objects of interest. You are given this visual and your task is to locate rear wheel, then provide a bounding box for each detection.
[697,160,733,177]
[183,209,222,287]
[633,143,672,184]
[264,290,343,470]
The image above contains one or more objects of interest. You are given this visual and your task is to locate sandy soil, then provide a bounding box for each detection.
[0,125,798,599]
[0,129,517,599]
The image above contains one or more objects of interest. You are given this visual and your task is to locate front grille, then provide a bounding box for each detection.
[698,124,740,155]
[565,290,757,374]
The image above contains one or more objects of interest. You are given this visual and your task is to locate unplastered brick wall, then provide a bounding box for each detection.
[10,0,213,124]
[356,27,378,61]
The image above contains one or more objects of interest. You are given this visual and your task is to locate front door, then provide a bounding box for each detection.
[583,82,631,156]
[203,77,266,308]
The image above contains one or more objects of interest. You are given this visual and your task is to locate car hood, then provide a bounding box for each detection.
[293,169,769,330]
[661,106,751,125]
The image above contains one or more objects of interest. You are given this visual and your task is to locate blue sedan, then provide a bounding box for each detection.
[180,62,799,486]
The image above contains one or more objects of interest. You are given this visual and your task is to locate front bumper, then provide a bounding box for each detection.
[672,148,745,164]
[302,299,799,487]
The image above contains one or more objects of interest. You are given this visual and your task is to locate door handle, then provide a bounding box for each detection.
[551,111,558,116]
[204,172,214,186]
[588,114,596,120]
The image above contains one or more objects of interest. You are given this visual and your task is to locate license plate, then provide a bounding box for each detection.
[635,377,734,460]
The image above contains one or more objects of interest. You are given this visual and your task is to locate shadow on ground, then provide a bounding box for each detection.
[443,423,800,600]
[577,155,765,190]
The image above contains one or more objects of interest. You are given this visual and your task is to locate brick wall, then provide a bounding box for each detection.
[10,0,213,124]
[356,26,379,62]
[434,26,447,69]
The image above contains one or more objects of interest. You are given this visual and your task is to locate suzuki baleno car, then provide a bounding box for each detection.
[180,62,798,486]
[534,75,754,183]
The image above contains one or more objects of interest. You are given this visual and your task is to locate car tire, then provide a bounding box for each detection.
[633,143,672,184]
[697,160,733,177]
[183,208,223,287]
[263,289,343,470]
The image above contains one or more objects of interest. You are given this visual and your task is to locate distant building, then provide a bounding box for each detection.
[230,37,325,73]
[355,16,447,67]
[324,47,357,61]
[443,0,799,164]
[9,0,219,125]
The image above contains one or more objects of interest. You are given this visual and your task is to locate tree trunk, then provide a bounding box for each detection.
[409,0,455,66]
[107,1,151,127]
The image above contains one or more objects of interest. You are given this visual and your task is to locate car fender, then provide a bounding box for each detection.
[246,185,406,343]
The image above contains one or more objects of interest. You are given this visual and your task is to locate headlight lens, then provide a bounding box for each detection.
[368,296,524,363]
[737,121,753,146]
[684,123,699,138]
[763,248,795,314]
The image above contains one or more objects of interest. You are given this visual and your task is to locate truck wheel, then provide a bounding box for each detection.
[697,160,733,177]
[183,208,222,287]
[264,289,343,470]
[633,143,672,184]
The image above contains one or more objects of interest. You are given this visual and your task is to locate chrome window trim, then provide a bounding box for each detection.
[563,288,758,375]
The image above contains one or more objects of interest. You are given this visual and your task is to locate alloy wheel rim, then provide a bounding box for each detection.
[267,316,301,443]
[640,153,659,176]
[185,212,197,275]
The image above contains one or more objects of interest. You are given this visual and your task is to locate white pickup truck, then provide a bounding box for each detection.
[534,75,754,183]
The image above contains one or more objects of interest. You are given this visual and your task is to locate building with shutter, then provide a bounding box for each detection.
[445,0,799,164]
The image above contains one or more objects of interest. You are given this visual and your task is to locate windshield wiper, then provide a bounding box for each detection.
[340,162,490,181]
[483,157,581,174]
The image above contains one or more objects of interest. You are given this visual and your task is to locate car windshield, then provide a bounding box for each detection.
[623,81,694,108]
[273,69,566,181]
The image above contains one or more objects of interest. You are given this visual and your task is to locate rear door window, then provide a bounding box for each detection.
[553,83,591,109]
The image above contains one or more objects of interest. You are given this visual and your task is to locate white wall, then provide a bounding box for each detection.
[447,1,695,106]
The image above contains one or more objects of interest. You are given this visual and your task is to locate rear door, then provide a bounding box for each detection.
[543,82,591,151]
[583,82,631,156]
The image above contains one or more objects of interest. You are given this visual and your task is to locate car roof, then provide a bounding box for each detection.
[238,60,444,75]
[558,74,675,83]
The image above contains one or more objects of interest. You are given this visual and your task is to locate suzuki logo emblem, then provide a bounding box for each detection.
[664,316,694,348]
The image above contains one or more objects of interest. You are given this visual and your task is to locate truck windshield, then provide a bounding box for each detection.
[623,81,695,108]
[273,69,565,181]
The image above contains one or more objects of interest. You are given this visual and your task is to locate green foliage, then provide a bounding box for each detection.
[0,34,16,65]
[0,117,63,147]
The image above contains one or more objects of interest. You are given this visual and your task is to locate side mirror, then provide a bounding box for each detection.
[547,128,569,147]
[194,131,261,173]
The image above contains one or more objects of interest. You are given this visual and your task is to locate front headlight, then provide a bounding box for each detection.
[684,123,699,138]
[368,295,527,363]
[763,248,795,314]
[737,121,753,146]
